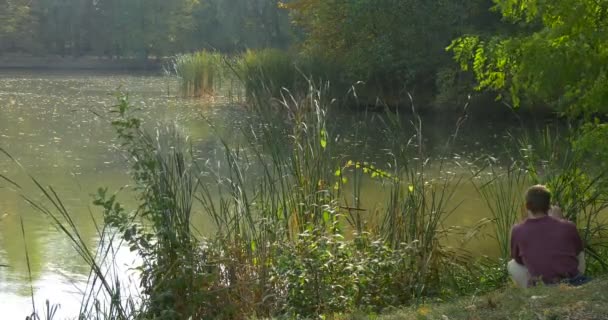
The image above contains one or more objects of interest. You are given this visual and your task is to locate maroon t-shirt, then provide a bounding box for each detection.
[511,215,584,284]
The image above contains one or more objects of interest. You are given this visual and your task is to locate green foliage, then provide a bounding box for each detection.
[171,51,224,97]
[284,0,495,104]
[272,230,415,316]
[235,49,342,102]
[0,0,291,57]
[178,81,486,317]
[573,122,608,171]
[0,0,30,35]
[449,0,608,116]
[100,93,216,319]
[237,49,299,99]
[191,0,291,51]
[0,0,32,51]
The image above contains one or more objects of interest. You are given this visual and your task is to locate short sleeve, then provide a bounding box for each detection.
[511,225,523,264]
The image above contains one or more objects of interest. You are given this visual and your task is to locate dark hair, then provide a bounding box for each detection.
[525,185,551,213]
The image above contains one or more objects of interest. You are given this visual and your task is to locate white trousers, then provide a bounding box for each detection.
[507,253,586,288]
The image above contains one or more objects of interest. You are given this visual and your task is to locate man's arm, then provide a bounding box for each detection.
[571,223,585,274]
[510,226,523,264]
[549,205,564,219]
[577,252,586,274]
[508,226,529,288]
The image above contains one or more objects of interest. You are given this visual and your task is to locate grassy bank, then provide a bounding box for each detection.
[351,276,608,320]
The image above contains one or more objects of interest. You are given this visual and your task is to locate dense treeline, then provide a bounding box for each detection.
[284,0,505,103]
[0,0,291,57]
[1,0,506,105]
[3,0,607,114]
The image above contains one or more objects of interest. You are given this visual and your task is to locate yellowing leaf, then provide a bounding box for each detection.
[320,128,328,149]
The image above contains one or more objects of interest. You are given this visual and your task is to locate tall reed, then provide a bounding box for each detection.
[171,51,223,97]
[373,95,479,299]
[100,94,217,318]
[472,160,527,261]
[235,49,300,101]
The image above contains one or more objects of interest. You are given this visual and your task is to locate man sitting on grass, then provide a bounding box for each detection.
[508,185,587,287]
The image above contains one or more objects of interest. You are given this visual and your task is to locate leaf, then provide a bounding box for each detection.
[323,211,331,223]
[320,128,328,149]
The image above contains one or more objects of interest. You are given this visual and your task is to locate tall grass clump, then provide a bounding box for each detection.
[369,97,495,299]
[96,93,223,319]
[205,79,349,313]
[472,160,527,262]
[171,51,224,97]
[234,49,345,103]
[236,49,301,101]
[190,81,488,316]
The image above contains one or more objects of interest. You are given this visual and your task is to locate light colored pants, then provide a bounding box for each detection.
[507,253,586,288]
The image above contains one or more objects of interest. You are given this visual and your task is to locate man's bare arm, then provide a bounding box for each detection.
[549,205,564,219]
[578,252,586,274]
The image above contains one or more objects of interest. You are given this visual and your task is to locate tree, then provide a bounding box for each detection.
[190,0,290,51]
[0,0,290,58]
[89,0,199,58]
[283,0,491,101]
[0,0,33,52]
[449,0,608,116]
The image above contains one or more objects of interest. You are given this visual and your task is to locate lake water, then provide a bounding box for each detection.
[0,70,522,318]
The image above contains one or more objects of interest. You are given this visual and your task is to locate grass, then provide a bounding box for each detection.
[472,160,527,262]
[171,48,346,104]
[236,48,300,100]
[346,276,608,320]
[170,51,224,97]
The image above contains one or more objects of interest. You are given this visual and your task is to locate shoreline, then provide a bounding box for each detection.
[0,56,165,71]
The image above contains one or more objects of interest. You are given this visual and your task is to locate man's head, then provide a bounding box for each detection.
[525,185,551,214]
